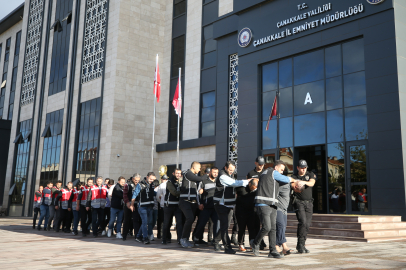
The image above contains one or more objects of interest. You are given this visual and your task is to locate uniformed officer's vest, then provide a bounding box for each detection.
[200,177,217,208]
[42,187,52,206]
[255,168,279,206]
[80,186,90,206]
[180,170,198,201]
[90,185,108,209]
[138,180,155,207]
[165,177,180,207]
[52,186,60,199]
[71,188,79,209]
[34,191,42,208]
[213,170,237,207]
[60,188,72,209]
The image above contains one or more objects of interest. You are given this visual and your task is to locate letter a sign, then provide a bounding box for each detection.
[304,92,313,105]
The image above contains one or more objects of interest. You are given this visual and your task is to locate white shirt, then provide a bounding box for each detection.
[156,182,167,207]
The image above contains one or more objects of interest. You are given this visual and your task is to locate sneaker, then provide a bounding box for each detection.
[149,234,155,241]
[225,248,236,254]
[82,233,87,237]
[135,236,143,243]
[214,243,221,251]
[239,245,247,252]
[107,229,112,238]
[144,239,150,244]
[250,239,260,257]
[220,244,225,250]
[167,239,172,244]
[303,246,310,253]
[162,241,167,245]
[180,238,191,248]
[268,251,284,258]
[102,230,107,236]
[116,232,123,239]
[93,234,98,238]
[72,231,78,236]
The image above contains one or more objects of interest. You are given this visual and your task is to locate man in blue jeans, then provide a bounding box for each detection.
[37,181,53,230]
[132,172,156,244]
[108,176,126,239]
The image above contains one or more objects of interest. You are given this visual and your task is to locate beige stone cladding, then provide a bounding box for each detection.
[218,0,233,17]
[182,0,202,141]
[95,0,173,181]
[158,146,216,172]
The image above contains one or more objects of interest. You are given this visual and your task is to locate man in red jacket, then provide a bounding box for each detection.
[32,186,43,229]
[55,182,73,233]
[87,177,108,237]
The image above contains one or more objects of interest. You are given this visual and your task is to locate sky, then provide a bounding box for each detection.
[0,0,24,22]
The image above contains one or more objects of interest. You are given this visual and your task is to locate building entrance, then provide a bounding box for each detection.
[294,145,327,214]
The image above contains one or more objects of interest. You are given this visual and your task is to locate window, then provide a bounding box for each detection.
[200,91,215,137]
[75,98,101,182]
[0,38,11,118]
[10,119,32,205]
[261,38,367,150]
[49,0,73,96]
[171,35,185,78]
[174,0,186,17]
[8,31,22,120]
[39,109,64,187]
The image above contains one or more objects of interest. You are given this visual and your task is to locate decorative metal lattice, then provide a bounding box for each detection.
[20,0,44,106]
[228,54,238,168]
[81,0,108,84]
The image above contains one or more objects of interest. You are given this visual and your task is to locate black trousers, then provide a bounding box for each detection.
[33,208,40,226]
[253,205,277,252]
[232,211,238,236]
[294,200,313,242]
[91,208,104,236]
[214,204,233,248]
[178,200,197,239]
[102,207,111,231]
[80,205,92,234]
[194,207,218,241]
[157,206,164,237]
[54,208,63,230]
[235,205,258,245]
[61,209,73,231]
[163,206,183,241]
[122,205,141,237]
[208,218,214,241]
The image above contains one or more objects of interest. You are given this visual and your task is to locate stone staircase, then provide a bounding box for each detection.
[285,214,406,242]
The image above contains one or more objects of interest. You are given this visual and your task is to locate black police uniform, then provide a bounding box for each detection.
[292,170,316,251]
[162,176,183,243]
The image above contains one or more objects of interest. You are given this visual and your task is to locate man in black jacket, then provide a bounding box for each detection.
[193,167,219,246]
[179,162,207,248]
[162,168,183,245]
[107,176,125,239]
[122,174,141,240]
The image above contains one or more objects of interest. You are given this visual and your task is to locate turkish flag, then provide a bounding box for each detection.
[265,95,277,131]
[154,56,161,102]
[172,74,182,118]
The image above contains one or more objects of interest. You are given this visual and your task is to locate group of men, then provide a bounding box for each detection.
[32,157,317,258]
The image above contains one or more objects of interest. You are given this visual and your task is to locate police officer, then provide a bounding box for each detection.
[55,182,74,233]
[77,177,93,236]
[213,160,251,254]
[37,181,53,230]
[86,177,108,237]
[32,185,43,229]
[250,160,295,258]
[292,160,316,253]
[162,168,183,245]
[178,162,207,248]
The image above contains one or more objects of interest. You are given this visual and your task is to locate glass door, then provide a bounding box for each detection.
[345,140,370,214]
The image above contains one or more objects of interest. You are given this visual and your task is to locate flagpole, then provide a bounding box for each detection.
[176,68,181,168]
[151,54,158,172]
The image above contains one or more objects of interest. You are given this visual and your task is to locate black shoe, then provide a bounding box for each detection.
[157,234,162,239]
[144,239,150,244]
[225,248,236,254]
[135,237,143,243]
[260,241,266,250]
[250,239,260,257]
[33,225,36,229]
[122,236,127,241]
[167,239,172,244]
[162,241,167,245]
[37,226,41,231]
[214,244,221,251]
[93,234,98,238]
[55,229,59,233]
[64,230,71,233]
[296,245,305,254]
[45,226,50,231]
[268,251,284,258]
[231,235,238,246]
[198,239,208,245]
[303,246,310,253]
[73,231,78,236]
[82,233,87,237]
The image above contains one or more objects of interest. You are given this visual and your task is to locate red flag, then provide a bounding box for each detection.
[265,95,277,131]
[154,55,161,102]
[172,74,182,118]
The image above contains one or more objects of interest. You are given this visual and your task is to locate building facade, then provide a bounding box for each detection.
[0,0,405,219]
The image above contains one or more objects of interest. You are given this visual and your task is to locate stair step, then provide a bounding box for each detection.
[287,221,406,230]
[287,214,402,223]
[286,226,406,238]
[285,233,406,242]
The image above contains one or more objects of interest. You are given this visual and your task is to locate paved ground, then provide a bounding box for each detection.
[1,217,406,269]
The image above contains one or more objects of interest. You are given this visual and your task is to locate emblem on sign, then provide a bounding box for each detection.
[238,28,252,47]
[366,0,385,4]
